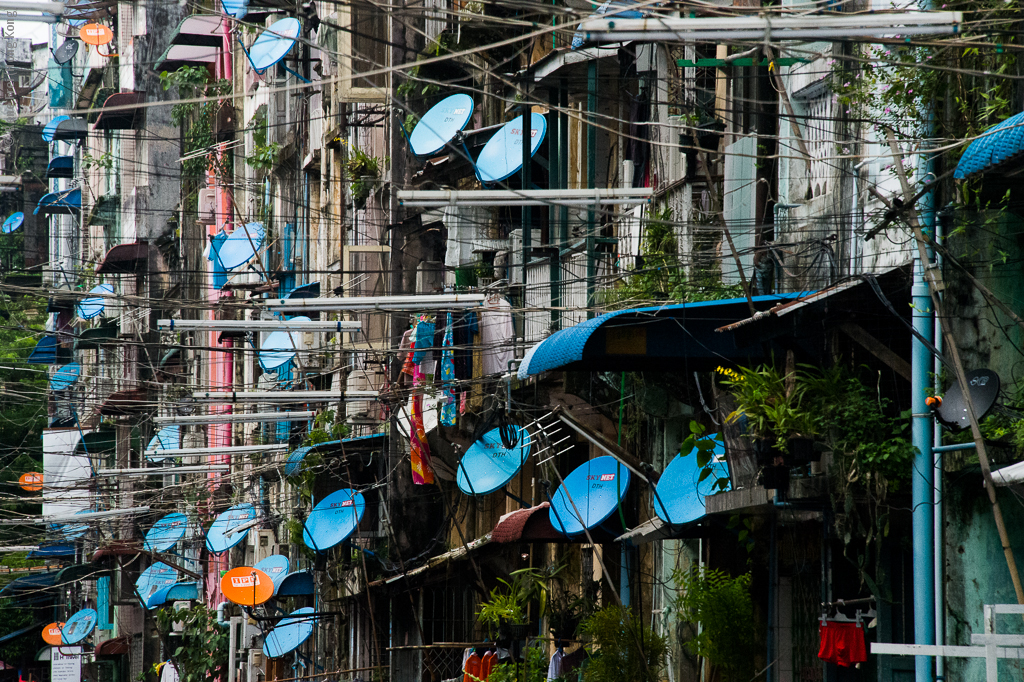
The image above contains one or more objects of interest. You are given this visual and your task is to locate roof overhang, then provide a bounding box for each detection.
[93,91,145,131]
[155,45,219,72]
[518,293,809,378]
[96,242,150,274]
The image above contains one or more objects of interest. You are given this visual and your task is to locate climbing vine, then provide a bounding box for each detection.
[160,66,232,180]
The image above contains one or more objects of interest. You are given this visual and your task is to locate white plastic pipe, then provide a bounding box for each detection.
[262,294,486,312]
[154,411,316,425]
[579,11,963,42]
[5,507,154,524]
[190,390,378,403]
[143,444,287,457]
[96,465,231,477]
[397,188,653,207]
[157,319,361,332]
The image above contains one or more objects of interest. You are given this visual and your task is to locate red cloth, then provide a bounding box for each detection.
[818,621,867,667]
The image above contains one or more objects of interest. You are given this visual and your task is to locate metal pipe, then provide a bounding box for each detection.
[912,241,936,682]
[154,411,316,425]
[96,465,231,477]
[578,12,962,37]
[190,390,378,402]
[397,188,651,201]
[934,206,946,681]
[261,294,486,312]
[157,319,361,332]
[143,444,286,457]
[581,25,958,42]
[0,1,64,13]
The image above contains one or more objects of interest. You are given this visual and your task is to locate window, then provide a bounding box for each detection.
[333,1,389,102]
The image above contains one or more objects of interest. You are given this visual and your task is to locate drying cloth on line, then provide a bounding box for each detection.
[818,621,867,667]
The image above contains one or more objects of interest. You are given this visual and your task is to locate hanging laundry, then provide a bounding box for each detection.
[399,328,415,379]
[818,621,867,667]
[409,344,435,485]
[440,313,457,426]
[480,295,514,376]
[411,318,435,365]
[546,647,565,681]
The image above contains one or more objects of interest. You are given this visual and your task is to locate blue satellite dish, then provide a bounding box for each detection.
[77,284,113,320]
[43,116,70,142]
[61,510,93,541]
[456,427,532,495]
[302,488,365,552]
[548,455,630,536]
[147,425,181,463]
[148,582,199,608]
[277,570,314,597]
[205,503,257,554]
[49,362,81,391]
[215,222,265,270]
[61,609,97,645]
[263,607,315,658]
[254,555,290,595]
[221,0,248,19]
[475,113,547,183]
[408,93,474,157]
[136,562,179,609]
[248,18,301,73]
[259,316,309,371]
[653,438,730,526]
[144,512,189,553]
[2,212,24,234]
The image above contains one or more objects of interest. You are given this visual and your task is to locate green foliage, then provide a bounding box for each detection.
[342,142,383,207]
[579,605,667,682]
[674,567,756,682]
[720,362,821,451]
[160,67,232,179]
[151,603,229,682]
[477,566,560,629]
[487,644,548,682]
[245,109,279,172]
[83,150,115,171]
[678,419,730,493]
[604,206,740,307]
[830,0,1018,209]
[0,597,34,663]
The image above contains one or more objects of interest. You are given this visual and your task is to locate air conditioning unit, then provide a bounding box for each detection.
[255,530,276,563]
[198,189,216,224]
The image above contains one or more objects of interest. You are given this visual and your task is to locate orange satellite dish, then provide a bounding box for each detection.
[220,567,273,606]
[79,23,113,46]
[19,472,42,492]
[41,622,64,646]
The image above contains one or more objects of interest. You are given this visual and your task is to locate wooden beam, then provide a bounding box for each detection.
[838,322,912,382]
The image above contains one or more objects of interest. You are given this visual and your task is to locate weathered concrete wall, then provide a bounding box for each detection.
[943,471,1024,680]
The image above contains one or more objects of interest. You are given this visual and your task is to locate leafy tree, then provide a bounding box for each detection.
[675,567,757,682]
[150,603,229,682]
[579,605,667,682]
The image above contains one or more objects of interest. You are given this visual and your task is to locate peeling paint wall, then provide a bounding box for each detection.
[943,472,1024,680]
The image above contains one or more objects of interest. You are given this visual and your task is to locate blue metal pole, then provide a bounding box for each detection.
[912,142,937,681]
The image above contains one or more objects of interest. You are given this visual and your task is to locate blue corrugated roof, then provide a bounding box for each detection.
[955,112,1024,179]
[33,187,81,215]
[285,433,387,477]
[27,336,61,364]
[0,571,59,595]
[28,544,75,559]
[518,293,810,379]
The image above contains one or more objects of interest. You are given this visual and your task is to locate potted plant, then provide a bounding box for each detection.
[344,144,381,210]
[719,363,822,465]
[477,567,554,640]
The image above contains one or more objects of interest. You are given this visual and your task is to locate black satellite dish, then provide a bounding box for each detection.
[175,395,197,416]
[54,40,79,65]
[931,368,1001,431]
